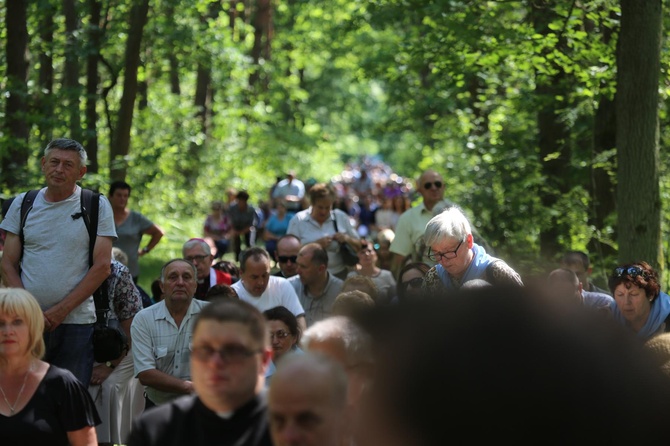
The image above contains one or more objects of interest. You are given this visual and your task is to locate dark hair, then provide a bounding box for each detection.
[236,190,250,201]
[561,251,590,269]
[397,262,430,294]
[277,233,301,246]
[332,290,375,318]
[194,299,267,346]
[608,261,661,301]
[239,247,271,273]
[205,284,238,301]
[213,260,240,279]
[109,180,132,196]
[263,306,301,339]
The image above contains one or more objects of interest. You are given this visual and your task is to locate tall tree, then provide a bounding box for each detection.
[616,0,663,268]
[63,0,83,141]
[84,0,104,173]
[2,0,30,187]
[109,0,150,181]
[36,0,57,147]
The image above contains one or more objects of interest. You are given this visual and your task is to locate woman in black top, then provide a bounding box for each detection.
[0,288,100,445]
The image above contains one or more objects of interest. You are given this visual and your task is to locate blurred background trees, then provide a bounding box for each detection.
[1,0,668,284]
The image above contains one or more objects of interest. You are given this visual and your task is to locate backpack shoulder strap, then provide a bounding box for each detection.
[19,190,40,250]
[79,188,100,268]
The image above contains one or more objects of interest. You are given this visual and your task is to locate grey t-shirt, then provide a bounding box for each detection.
[0,186,117,323]
[113,210,153,278]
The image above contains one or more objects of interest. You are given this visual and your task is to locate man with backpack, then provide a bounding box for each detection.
[0,138,116,385]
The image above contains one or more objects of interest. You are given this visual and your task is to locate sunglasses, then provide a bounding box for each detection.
[401,277,424,290]
[278,255,298,264]
[424,181,443,190]
[613,266,649,280]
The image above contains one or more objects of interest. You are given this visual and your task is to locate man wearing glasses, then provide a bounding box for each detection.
[421,206,522,292]
[390,170,456,277]
[131,259,209,408]
[182,238,232,300]
[128,298,273,446]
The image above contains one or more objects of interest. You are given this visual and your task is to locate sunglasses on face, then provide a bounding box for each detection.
[401,277,424,291]
[613,266,649,280]
[278,255,298,264]
[424,181,443,190]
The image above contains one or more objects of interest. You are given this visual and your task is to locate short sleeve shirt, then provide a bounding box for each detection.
[232,276,305,317]
[114,210,154,278]
[131,298,208,405]
[0,187,117,323]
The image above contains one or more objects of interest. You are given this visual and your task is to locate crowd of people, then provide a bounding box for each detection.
[2,139,670,445]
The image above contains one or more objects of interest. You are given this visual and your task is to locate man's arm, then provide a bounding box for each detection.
[297,315,307,332]
[1,232,24,288]
[391,253,406,280]
[43,235,113,330]
[137,369,194,395]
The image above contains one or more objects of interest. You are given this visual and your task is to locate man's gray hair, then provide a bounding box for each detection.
[160,258,198,282]
[424,206,472,248]
[182,238,212,256]
[301,316,372,367]
[44,138,87,165]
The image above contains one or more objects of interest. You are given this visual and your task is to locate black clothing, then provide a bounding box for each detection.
[128,393,272,446]
[1,365,100,446]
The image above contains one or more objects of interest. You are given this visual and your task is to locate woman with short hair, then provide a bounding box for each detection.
[609,262,670,339]
[0,288,100,445]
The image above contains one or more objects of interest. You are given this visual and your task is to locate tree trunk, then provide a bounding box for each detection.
[109,0,150,181]
[531,1,571,259]
[2,0,30,188]
[84,0,103,173]
[249,0,272,89]
[36,0,57,147]
[63,0,82,142]
[616,0,663,269]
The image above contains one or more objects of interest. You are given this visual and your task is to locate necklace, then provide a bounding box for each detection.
[0,361,32,415]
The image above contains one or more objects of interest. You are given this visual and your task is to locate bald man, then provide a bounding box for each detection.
[268,353,350,446]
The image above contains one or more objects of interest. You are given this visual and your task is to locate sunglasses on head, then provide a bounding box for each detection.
[424,181,443,190]
[613,266,649,280]
[278,255,298,264]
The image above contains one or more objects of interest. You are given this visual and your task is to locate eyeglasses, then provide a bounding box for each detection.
[278,255,298,264]
[428,240,464,262]
[269,330,291,340]
[191,344,260,363]
[613,266,649,280]
[401,277,424,291]
[185,254,209,263]
[423,181,443,190]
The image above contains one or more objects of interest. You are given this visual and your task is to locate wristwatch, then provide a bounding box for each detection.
[105,361,115,369]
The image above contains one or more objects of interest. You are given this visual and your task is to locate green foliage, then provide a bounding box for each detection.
[2,0,670,282]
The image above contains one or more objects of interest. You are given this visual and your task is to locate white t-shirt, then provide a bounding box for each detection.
[232,276,305,317]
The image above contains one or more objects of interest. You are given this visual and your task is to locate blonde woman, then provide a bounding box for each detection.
[0,288,100,445]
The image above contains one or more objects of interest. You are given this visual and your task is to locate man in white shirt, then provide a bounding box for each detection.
[232,247,306,331]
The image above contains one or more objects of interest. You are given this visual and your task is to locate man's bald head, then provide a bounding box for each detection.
[269,353,349,446]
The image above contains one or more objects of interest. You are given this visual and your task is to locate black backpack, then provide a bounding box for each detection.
[20,189,125,362]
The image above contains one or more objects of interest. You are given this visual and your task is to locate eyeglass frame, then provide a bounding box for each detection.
[185,254,210,263]
[191,344,262,363]
[269,329,292,340]
[427,240,464,262]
